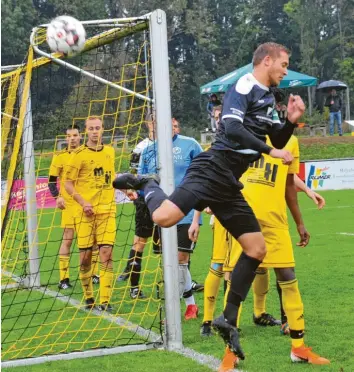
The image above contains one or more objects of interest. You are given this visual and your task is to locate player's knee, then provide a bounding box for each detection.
[275,267,295,282]
[80,260,91,271]
[178,251,189,264]
[62,239,73,251]
[251,242,266,260]
[152,209,174,227]
[238,232,266,260]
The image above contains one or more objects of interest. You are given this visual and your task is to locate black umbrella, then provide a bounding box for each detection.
[317,80,347,91]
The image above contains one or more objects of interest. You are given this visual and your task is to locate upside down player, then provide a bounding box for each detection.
[113,42,305,359]
[121,117,203,319]
[48,125,81,290]
[117,113,155,297]
[65,117,116,312]
[219,135,329,371]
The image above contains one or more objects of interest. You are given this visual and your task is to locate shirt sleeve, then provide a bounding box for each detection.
[288,137,300,174]
[65,152,82,182]
[190,140,203,159]
[221,83,250,123]
[138,147,149,175]
[49,154,61,177]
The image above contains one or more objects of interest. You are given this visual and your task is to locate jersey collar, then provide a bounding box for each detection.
[248,72,269,91]
[85,143,104,152]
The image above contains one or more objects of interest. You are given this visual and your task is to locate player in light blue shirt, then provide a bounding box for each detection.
[138,131,203,226]
[119,118,203,319]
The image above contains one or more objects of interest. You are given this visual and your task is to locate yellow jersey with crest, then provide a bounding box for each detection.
[49,149,75,207]
[241,135,300,229]
[65,145,116,215]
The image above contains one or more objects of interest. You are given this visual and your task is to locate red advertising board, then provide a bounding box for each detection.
[6,176,130,210]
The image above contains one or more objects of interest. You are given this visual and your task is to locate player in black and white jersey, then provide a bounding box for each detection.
[113,43,305,362]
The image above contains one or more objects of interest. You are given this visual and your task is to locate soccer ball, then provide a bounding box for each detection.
[46,16,86,55]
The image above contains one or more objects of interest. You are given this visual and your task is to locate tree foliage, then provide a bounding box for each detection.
[2,0,353,136]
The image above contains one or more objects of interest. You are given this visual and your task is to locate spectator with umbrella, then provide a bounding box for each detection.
[317,80,348,136]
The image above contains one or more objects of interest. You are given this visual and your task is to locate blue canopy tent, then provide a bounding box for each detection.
[200,63,318,114]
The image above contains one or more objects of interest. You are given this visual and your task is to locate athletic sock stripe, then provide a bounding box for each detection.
[209,268,223,278]
[278,279,298,286]
[80,268,91,275]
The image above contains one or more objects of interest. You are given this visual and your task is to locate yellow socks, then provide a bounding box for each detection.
[203,264,223,323]
[253,268,269,317]
[59,255,70,281]
[100,264,114,304]
[91,249,99,277]
[278,279,305,348]
[79,266,93,300]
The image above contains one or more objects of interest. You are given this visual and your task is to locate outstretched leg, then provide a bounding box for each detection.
[113,174,198,227]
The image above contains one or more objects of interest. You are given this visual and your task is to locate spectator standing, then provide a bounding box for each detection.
[207,94,221,132]
[325,89,343,136]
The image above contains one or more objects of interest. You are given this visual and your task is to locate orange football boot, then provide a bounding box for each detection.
[218,346,239,372]
[291,344,330,365]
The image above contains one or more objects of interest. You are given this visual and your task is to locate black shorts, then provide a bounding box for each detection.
[177,224,196,253]
[134,196,154,238]
[153,224,196,254]
[169,149,261,239]
[134,197,196,254]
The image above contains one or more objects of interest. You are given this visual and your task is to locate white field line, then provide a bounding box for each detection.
[304,205,354,211]
[176,347,244,372]
[1,271,231,371]
[290,232,354,238]
[2,344,156,368]
[1,283,20,290]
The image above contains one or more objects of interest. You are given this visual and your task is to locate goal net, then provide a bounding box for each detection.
[1,11,179,366]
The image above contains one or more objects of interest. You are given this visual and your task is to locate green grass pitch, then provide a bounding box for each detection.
[3,189,354,371]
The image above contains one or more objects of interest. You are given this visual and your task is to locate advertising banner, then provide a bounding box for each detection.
[305,159,354,190]
[3,176,131,210]
[4,178,56,210]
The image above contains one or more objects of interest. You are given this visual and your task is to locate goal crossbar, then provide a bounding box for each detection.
[1,21,149,79]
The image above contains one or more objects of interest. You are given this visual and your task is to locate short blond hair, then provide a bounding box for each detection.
[253,42,290,66]
[86,116,103,124]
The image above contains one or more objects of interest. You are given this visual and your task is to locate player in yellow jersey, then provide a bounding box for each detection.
[65,117,116,312]
[48,125,81,290]
[218,135,329,371]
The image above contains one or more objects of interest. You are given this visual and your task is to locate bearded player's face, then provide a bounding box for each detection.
[268,51,289,86]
